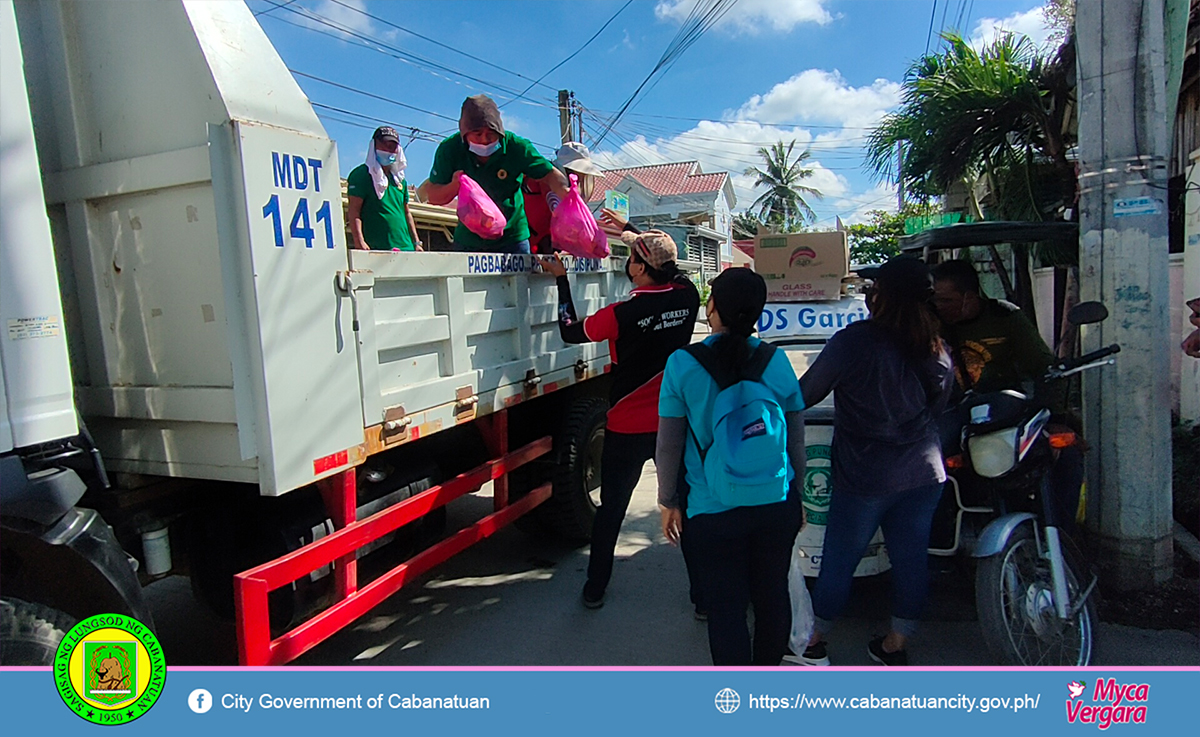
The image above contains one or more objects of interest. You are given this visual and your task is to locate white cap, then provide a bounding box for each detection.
[554,142,603,176]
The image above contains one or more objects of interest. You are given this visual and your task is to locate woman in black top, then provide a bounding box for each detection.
[796,256,954,666]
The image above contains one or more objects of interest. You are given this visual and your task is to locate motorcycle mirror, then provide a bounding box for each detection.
[1068,301,1108,326]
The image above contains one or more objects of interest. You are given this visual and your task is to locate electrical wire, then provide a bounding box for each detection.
[259,0,558,106]
[593,0,737,146]
[587,108,881,131]
[254,0,298,18]
[323,0,557,93]
[502,0,634,108]
[292,69,459,123]
[309,102,444,142]
[593,117,874,150]
[925,0,938,55]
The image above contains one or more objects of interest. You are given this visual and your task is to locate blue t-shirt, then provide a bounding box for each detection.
[659,335,805,518]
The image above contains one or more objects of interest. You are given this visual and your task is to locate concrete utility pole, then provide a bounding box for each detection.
[558,89,574,144]
[1076,0,1174,589]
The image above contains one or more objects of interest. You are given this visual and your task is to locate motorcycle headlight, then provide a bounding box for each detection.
[967,428,1019,478]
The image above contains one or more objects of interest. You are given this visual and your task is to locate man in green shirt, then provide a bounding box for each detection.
[931,259,1063,411]
[424,95,568,254]
[347,126,422,251]
[932,259,1086,531]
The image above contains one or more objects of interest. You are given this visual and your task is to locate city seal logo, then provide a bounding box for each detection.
[803,444,833,525]
[54,613,165,725]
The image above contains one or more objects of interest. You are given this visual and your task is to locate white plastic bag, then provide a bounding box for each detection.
[788,531,815,654]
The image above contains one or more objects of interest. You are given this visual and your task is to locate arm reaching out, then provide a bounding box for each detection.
[656,416,688,545]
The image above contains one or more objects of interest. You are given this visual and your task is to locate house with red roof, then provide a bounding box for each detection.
[586,161,735,279]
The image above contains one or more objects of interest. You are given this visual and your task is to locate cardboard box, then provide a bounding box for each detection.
[752,231,849,302]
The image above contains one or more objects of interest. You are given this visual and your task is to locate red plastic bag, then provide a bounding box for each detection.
[551,174,608,258]
[457,174,506,239]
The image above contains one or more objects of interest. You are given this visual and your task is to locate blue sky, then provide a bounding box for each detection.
[249,0,1057,228]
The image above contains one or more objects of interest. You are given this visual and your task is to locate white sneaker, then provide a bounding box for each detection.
[782,642,830,666]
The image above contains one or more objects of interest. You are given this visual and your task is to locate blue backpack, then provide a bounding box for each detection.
[684,341,790,508]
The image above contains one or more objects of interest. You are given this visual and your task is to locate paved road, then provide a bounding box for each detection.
[146,463,1199,667]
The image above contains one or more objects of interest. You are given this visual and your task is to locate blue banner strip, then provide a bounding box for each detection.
[3,668,1197,734]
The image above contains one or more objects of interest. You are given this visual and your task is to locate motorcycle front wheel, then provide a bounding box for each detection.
[976,524,1095,666]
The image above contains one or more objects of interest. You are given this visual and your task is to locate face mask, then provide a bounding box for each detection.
[375,150,397,167]
[468,140,501,157]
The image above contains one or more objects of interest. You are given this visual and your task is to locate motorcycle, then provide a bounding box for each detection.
[929,301,1119,666]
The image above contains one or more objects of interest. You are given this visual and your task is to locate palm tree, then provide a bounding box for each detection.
[865,31,1076,317]
[744,140,823,231]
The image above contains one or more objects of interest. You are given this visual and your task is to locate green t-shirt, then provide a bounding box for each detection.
[429,132,555,251]
[346,164,416,251]
[943,299,1065,412]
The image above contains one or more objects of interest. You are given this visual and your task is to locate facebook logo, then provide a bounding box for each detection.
[188,688,213,714]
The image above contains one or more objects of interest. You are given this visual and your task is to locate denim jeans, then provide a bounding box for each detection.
[812,483,943,638]
[687,496,803,665]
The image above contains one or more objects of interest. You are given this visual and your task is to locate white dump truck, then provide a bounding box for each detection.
[0,0,627,665]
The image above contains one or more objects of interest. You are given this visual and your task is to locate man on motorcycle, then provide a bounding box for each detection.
[930,259,1080,530]
[930,260,1059,403]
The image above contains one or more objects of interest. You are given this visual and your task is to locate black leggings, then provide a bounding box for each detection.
[687,497,803,665]
[586,430,657,592]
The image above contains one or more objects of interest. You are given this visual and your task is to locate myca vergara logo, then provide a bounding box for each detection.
[54,613,166,725]
[1066,678,1149,729]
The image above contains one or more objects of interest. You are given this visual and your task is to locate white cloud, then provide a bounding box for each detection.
[501,113,528,135]
[302,0,396,41]
[654,0,833,34]
[736,69,903,129]
[590,67,906,220]
[827,182,900,227]
[968,6,1054,50]
[608,29,635,53]
[591,119,852,212]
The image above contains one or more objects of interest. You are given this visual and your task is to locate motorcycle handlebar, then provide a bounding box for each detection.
[1056,344,1121,372]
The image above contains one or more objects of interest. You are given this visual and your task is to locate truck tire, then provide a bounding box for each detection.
[534,397,608,543]
[0,598,76,665]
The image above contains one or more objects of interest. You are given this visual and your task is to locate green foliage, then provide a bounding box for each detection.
[865,31,1070,211]
[732,211,764,240]
[846,203,940,265]
[1042,0,1076,45]
[743,140,823,232]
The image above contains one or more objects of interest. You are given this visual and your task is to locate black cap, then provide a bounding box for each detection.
[858,256,933,302]
[373,126,400,143]
[710,268,767,336]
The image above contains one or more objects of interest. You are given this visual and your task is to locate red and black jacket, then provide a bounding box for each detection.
[556,275,699,434]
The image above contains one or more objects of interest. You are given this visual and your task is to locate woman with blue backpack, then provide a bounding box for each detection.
[795,256,954,666]
[656,268,806,666]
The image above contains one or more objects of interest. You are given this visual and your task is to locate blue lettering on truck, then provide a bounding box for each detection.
[758,304,870,335]
[465,255,604,275]
[265,152,334,247]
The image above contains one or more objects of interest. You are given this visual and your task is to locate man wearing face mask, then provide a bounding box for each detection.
[929,259,1058,403]
[346,126,422,251]
[537,231,699,610]
[425,95,568,254]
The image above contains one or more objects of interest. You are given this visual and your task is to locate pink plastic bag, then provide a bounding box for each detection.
[551,174,609,259]
[457,174,506,239]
